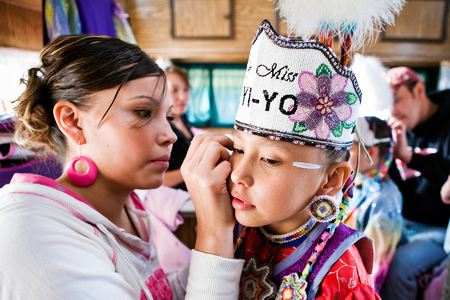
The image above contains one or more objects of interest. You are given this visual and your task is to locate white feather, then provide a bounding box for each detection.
[275,0,405,51]
[350,54,393,120]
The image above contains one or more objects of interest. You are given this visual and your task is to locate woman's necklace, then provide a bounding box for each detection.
[259,218,317,244]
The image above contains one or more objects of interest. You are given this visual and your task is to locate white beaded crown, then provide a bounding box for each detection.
[234,20,361,150]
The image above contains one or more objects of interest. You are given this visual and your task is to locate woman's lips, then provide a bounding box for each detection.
[232,197,255,210]
[149,155,170,169]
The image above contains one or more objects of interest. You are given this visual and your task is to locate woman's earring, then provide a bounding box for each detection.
[308,195,339,223]
[66,142,98,187]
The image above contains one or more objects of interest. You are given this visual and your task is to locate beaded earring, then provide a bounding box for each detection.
[308,195,339,223]
[66,142,98,187]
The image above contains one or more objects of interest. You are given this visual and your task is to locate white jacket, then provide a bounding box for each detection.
[0,174,243,300]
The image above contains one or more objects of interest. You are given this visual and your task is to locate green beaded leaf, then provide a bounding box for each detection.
[342,121,355,129]
[331,122,344,137]
[316,64,332,78]
[346,92,358,105]
[293,122,307,133]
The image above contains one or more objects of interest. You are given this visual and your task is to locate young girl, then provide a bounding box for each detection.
[346,116,403,291]
[0,35,243,300]
[181,15,407,298]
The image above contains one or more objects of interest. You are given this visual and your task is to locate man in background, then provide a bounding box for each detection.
[381,67,450,300]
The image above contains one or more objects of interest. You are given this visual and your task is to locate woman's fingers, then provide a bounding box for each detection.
[199,140,232,169]
[180,134,236,257]
[184,134,233,163]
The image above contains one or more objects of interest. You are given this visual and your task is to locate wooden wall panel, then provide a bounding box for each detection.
[0,0,41,11]
[130,0,276,62]
[383,0,446,41]
[0,0,449,64]
[133,0,450,65]
[0,1,43,50]
[172,0,232,38]
[366,8,450,66]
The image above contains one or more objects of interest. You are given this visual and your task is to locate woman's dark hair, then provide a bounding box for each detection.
[364,116,392,160]
[165,66,189,88]
[14,35,164,157]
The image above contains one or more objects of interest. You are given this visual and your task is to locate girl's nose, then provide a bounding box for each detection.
[230,156,254,187]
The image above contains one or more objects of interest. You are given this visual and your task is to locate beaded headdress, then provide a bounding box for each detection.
[235,0,405,150]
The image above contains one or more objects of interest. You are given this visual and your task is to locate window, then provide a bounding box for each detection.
[182,64,246,127]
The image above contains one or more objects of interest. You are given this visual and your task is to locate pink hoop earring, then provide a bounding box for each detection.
[308,195,339,223]
[66,143,97,187]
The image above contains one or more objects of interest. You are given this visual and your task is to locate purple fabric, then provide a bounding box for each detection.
[75,0,116,37]
[274,224,360,286]
[0,159,62,188]
[424,260,448,300]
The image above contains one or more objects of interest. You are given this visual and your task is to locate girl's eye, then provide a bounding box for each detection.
[233,148,244,154]
[261,157,280,165]
[135,109,153,119]
[166,115,174,122]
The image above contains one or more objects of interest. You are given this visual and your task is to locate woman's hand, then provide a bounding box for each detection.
[181,134,235,258]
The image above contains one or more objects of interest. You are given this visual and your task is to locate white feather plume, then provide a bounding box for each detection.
[275,0,405,51]
[350,54,393,120]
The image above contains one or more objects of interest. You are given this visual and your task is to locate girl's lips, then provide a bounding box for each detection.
[232,197,255,210]
[149,154,170,169]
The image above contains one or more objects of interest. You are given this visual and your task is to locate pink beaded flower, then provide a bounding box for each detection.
[289,64,357,139]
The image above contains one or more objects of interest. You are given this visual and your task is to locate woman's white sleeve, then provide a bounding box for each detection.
[184,250,244,300]
[0,212,135,300]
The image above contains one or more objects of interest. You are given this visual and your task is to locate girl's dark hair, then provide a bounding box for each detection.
[324,149,350,163]
[15,35,164,156]
[364,116,392,160]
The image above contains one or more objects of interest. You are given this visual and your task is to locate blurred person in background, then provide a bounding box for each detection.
[381,66,450,300]
[346,116,403,292]
[163,66,194,191]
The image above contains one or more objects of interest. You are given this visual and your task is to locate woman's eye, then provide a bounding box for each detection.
[135,109,153,119]
[261,157,280,165]
[166,115,174,122]
[233,148,244,154]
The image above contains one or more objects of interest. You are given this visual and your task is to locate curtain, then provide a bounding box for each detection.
[438,61,450,90]
[184,64,245,127]
[211,68,245,126]
[186,67,211,126]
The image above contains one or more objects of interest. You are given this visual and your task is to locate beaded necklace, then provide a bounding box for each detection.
[260,218,317,244]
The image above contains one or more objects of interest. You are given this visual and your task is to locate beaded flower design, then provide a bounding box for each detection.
[240,257,277,300]
[289,64,358,140]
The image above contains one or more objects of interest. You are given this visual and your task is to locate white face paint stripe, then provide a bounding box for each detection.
[291,161,322,169]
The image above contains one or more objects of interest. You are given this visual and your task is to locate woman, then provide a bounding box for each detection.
[0,35,243,300]
[163,66,193,191]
